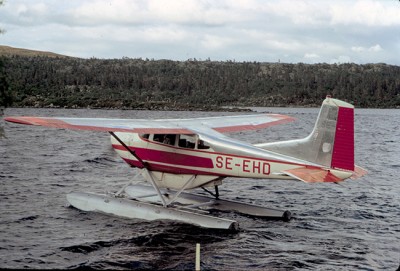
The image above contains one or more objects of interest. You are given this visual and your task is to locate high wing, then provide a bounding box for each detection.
[4,114,294,134]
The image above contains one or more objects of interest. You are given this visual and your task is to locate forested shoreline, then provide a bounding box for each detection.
[1,55,400,110]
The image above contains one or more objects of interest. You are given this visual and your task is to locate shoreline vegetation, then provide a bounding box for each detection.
[3,102,254,112]
[1,45,399,111]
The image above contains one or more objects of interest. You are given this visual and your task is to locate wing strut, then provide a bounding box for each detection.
[109,132,168,206]
[109,132,146,167]
[109,132,197,208]
[109,132,167,206]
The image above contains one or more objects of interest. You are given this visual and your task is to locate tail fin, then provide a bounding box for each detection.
[329,100,354,171]
[256,96,355,171]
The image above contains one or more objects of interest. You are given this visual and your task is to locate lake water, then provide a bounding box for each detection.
[1,106,399,270]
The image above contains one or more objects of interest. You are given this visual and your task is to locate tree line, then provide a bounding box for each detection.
[1,55,400,109]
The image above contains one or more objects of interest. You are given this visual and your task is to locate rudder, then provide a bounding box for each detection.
[331,105,354,171]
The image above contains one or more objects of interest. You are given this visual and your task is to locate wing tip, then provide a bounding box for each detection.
[4,116,35,126]
[4,116,195,134]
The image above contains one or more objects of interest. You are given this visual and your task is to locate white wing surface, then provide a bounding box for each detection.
[4,114,294,135]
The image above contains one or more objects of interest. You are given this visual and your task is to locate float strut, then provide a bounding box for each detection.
[215,185,219,199]
[201,186,220,199]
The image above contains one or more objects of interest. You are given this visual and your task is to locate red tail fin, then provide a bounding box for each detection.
[331,106,354,171]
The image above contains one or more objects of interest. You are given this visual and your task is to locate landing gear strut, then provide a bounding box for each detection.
[201,185,220,200]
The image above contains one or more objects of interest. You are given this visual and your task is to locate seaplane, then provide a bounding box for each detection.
[4,96,366,230]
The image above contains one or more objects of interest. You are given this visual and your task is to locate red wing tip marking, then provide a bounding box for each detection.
[4,116,192,133]
[5,116,129,132]
[4,116,36,125]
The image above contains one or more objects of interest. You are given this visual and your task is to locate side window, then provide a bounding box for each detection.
[179,134,196,149]
[162,134,176,146]
[153,134,176,146]
[140,134,150,140]
[153,134,164,142]
[197,140,210,150]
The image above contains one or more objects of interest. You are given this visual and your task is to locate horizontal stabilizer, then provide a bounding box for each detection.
[283,167,342,183]
[351,165,368,179]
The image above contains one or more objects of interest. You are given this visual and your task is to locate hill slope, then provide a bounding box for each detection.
[0,45,70,58]
[1,46,400,109]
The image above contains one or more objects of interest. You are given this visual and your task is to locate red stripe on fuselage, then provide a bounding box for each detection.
[112,144,214,169]
[4,117,137,132]
[113,141,308,170]
[121,157,225,176]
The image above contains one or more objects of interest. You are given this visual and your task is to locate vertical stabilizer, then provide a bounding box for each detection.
[256,96,355,171]
[330,103,354,171]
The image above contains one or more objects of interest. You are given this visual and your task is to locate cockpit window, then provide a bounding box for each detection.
[153,134,164,142]
[147,134,211,150]
[163,134,176,145]
[154,134,176,146]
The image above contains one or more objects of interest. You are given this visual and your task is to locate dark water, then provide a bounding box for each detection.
[1,107,399,270]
